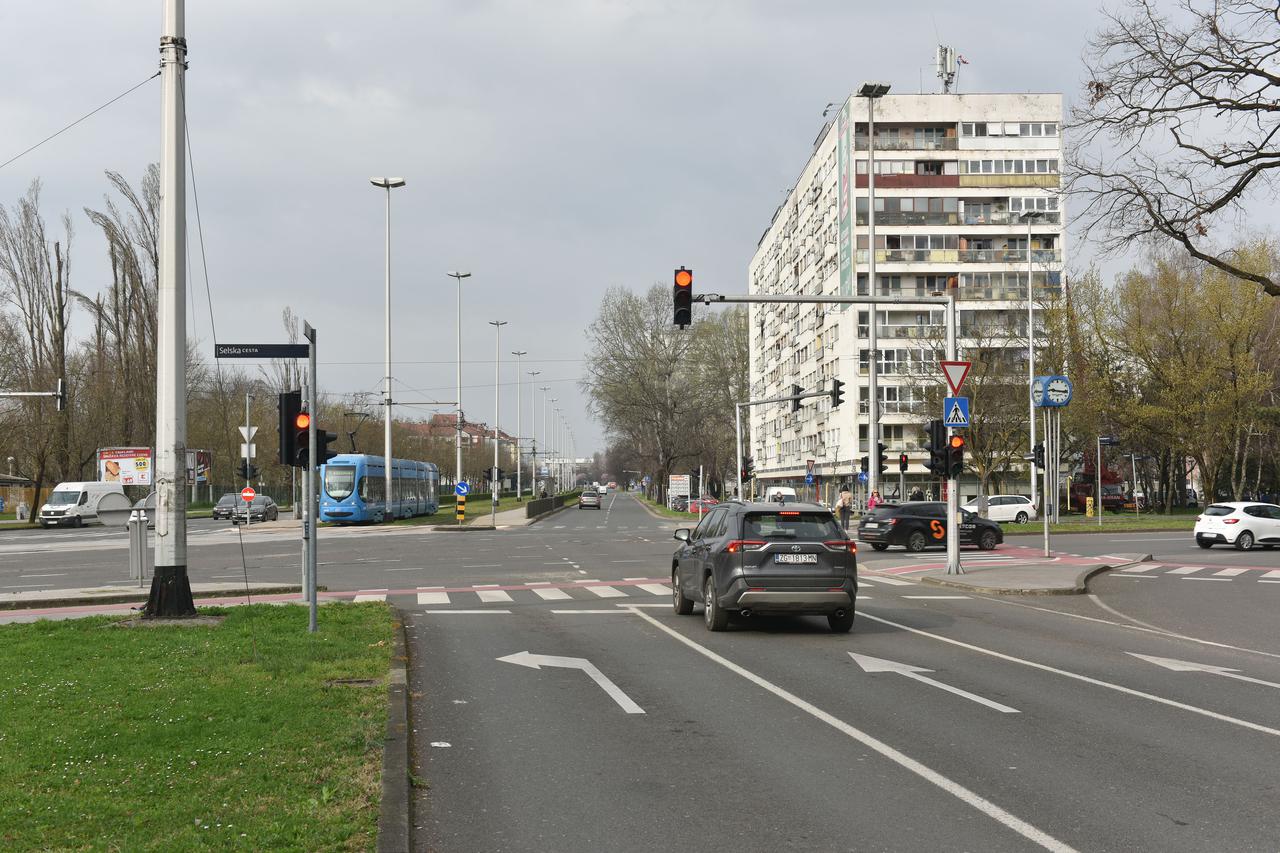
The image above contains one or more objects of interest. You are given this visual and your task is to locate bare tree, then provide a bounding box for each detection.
[1069,0,1280,296]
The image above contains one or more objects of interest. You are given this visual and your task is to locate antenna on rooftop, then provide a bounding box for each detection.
[936,45,957,94]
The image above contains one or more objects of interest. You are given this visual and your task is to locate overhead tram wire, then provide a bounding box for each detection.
[0,71,160,172]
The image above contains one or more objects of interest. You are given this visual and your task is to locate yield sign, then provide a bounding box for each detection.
[941,361,971,395]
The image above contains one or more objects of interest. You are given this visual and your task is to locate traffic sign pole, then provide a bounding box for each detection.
[944,293,961,575]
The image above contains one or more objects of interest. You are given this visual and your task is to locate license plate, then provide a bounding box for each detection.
[863,522,878,528]
[774,553,818,564]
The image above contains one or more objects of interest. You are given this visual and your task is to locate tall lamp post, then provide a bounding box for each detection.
[488,321,507,525]
[549,398,559,492]
[538,385,550,495]
[370,177,406,521]
[859,81,890,498]
[1021,209,1045,508]
[511,350,528,499]
[447,271,472,490]
[526,370,541,495]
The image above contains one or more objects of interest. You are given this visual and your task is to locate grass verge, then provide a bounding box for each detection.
[0,603,394,851]
[1002,511,1199,535]
[639,495,708,523]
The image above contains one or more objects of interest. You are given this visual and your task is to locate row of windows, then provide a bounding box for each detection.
[855,160,958,175]
[961,122,1058,137]
[963,159,1059,174]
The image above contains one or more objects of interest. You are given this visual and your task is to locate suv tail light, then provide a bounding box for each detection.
[725,540,766,554]
[824,540,857,552]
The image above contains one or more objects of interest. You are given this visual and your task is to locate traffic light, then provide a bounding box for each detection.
[947,434,966,478]
[293,409,312,467]
[926,419,948,477]
[899,452,909,472]
[316,426,338,466]
[877,442,888,475]
[744,456,755,478]
[278,390,302,465]
[860,456,869,474]
[1033,442,1045,470]
[673,267,693,328]
[829,377,845,408]
[238,460,259,481]
[790,383,803,413]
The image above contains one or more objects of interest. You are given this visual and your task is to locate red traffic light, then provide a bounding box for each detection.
[674,268,693,288]
[295,412,311,430]
[948,434,966,449]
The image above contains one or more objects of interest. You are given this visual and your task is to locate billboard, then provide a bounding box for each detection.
[186,449,211,484]
[836,96,854,304]
[668,474,691,497]
[98,447,153,486]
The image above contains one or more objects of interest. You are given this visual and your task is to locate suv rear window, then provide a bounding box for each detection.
[1203,504,1235,516]
[744,511,842,540]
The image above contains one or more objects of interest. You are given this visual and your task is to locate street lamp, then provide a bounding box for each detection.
[511,351,528,499]
[488,320,507,525]
[371,177,405,522]
[1021,209,1045,508]
[526,369,541,496]
[549,398,559,492]
[447,271,472,492]
[858,81,890,497]
[538,385,550,495]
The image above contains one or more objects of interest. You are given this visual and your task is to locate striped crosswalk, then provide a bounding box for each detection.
[1112,563,1280,585]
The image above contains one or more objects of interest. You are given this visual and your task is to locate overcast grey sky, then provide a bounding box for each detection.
[1,0,1110,455]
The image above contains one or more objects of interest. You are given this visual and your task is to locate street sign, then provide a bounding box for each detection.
[668,475,691,497]
[806,459,815,475]
[941,361,971,396]
[240,486,256,502]
[943,396,970,428]
[216,343,309,359]
[240,443,257,459]
[238,426,257,442]
[857,472,868,484]
[455,481,471,497]
[805,473,814,485]
[643,475,651,486]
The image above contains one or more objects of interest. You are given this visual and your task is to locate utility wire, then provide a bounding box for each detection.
[0,72,160,172]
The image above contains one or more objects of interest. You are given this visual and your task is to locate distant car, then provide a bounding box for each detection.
[686,497,719,513]
[37,481,126,528]
[579,490,601,510]
[598,485,609,495]
[232,495,279,524]
[857,501,1003,552]
[671,496,689,512]
[1194,502,1280,550]
[212,493,238,520]
[962,494,1037,524]
[763,486,799,503]
[671,501,857,633]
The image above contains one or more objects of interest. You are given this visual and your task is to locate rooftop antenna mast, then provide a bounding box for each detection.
[936,45,957,94]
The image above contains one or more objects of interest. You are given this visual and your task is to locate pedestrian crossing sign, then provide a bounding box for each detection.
[943,396,970,428]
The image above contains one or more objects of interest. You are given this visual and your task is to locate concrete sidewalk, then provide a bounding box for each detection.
[0,581,305,611]
[916,553,1151,595]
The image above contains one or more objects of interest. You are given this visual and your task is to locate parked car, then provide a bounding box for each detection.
[671,496,689,512]
[1193,502,1280,550]
[671,501,857,632]
[962,494,1037,524]
[211,493,238,520]
[38,481,126,528]
[856,501,1003,552]
[687,497,719,513]
[232,495,279,523]
[579,490,601,510]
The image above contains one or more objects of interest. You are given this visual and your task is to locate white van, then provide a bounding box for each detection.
[764,486,798,503]
[38,481,126,528]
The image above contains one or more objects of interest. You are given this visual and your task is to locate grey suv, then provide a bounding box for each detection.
[671,501,857,632]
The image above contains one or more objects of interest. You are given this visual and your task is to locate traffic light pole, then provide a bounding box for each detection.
[735,403,743,500]
[244,392,253,530]
[735,386,838,500]
[305,322,318,633]
[944,291,961,576]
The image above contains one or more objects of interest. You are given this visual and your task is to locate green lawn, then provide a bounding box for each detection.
[0,603,394,851]
[1004,510,1199,535]
[639,495,710,523]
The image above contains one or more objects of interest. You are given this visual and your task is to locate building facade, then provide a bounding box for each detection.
[747,92,1064,503]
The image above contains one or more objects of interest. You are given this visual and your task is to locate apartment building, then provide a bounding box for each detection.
[747,92,1064,501]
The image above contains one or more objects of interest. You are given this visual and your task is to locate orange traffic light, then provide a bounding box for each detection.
[675,269,692,288]
[295,412,311,430]
[673,266,694,327]
[948,434,965,449]
[947,433,966,477]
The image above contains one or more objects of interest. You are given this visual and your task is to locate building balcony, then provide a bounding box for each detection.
[853,136,960,151]
[959,174,1060,188]
[958,249,1062,264]
[856,211,962,227]
[955,284,1064,301]
[856,248,958,264]
[963,211,1060,226]
[855,174,960,189]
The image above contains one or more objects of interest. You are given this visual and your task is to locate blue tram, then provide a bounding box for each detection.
[319,454,440,523]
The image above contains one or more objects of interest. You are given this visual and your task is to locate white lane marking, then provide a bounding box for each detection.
[866,575,913,586]
[903,595,972,600]
[496,651,644,715]
[1261,580,1280,584]
[386,566,426,572]
[476,589,514,603]
[425,609,511,614]
[849,652,1018,713]
[19,573,66,578]
[353,593,387,602]
[416,589,450,605]
[1120,564,1156,573]
[613,560,646,563]
[583,581,627,598]
[1166,566,1204,575]
[1129,653,1280,691]
[618,603,667,608]
[1212,568,1248,577]
[631,609,1075,852]
[531,587,572,601]
[636,583,672,596]
[550,609,635,615]
[462,564,502,568]
[1086,594,1167,632]
[859,611,1280,739]
[1262,570,1280,580]
[1182,577,1232,581]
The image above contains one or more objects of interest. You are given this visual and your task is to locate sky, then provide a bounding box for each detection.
[0,0,1115,456]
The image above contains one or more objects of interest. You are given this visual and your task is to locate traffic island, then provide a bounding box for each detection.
[0,581,306,611]
[918,555,1152,595]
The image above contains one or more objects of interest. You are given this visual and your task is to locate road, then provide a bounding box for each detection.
[3,495,1278,850]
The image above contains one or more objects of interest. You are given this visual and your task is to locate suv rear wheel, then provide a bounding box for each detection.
[672,569,693,615]
[978,530,999,550]
[827,610,854,633]
[906,531,929,552]
[703,575,729,631]
[1014,511,1028,524]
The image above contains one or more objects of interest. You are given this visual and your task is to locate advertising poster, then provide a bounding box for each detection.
[837,96,853,303]
[98,447,153,486]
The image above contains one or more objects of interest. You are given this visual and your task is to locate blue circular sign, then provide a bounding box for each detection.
[455,482,470,497]
[857,472,868,484]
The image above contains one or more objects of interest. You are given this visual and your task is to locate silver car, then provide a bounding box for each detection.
[579,490,601,510]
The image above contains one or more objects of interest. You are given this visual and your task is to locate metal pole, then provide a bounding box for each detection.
[148,0,194,617]
[1132,452,1140,516]
[383,187,393,523]
[1096,433,1103,528]
[301,375,310,596]
[945,288,961,575]
[489,321,506,526]
[1042,408,1051,556]
[866,93,880,499]
[306,323,318,632]
[540,386,550,494]
[512,351,526,499]
[1026,212,1038,508]
[1054,410,1062,523]
[447,272,471,494]
[735,402,744,499]
[244,393,252,529]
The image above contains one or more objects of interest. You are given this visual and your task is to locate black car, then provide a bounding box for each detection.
[671,501,857,633]
[211,493,238,520]
[856,501,1003,552]
[232,495,280,524]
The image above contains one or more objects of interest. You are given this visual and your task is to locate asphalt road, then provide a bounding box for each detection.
[4,495,1278,850]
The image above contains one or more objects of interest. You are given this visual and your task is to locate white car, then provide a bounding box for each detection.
[962,494,1037,524]
[1194,502,1280,550]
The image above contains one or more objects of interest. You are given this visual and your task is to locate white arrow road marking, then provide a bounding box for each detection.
[497,651,645,714]
[849,652,1019,713]
[1128,653,1280,690]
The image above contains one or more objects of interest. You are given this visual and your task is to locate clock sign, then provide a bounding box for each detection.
[1044,375,1073,407]
[1031,376,1047,407]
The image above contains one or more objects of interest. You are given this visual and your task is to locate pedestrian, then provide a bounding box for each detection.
[837,483,852,530]
[867,490,882,510]
[909,486,924,501]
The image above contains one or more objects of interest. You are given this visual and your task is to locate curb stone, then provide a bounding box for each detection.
[920,562,1136,596]
[377,607,412,853]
